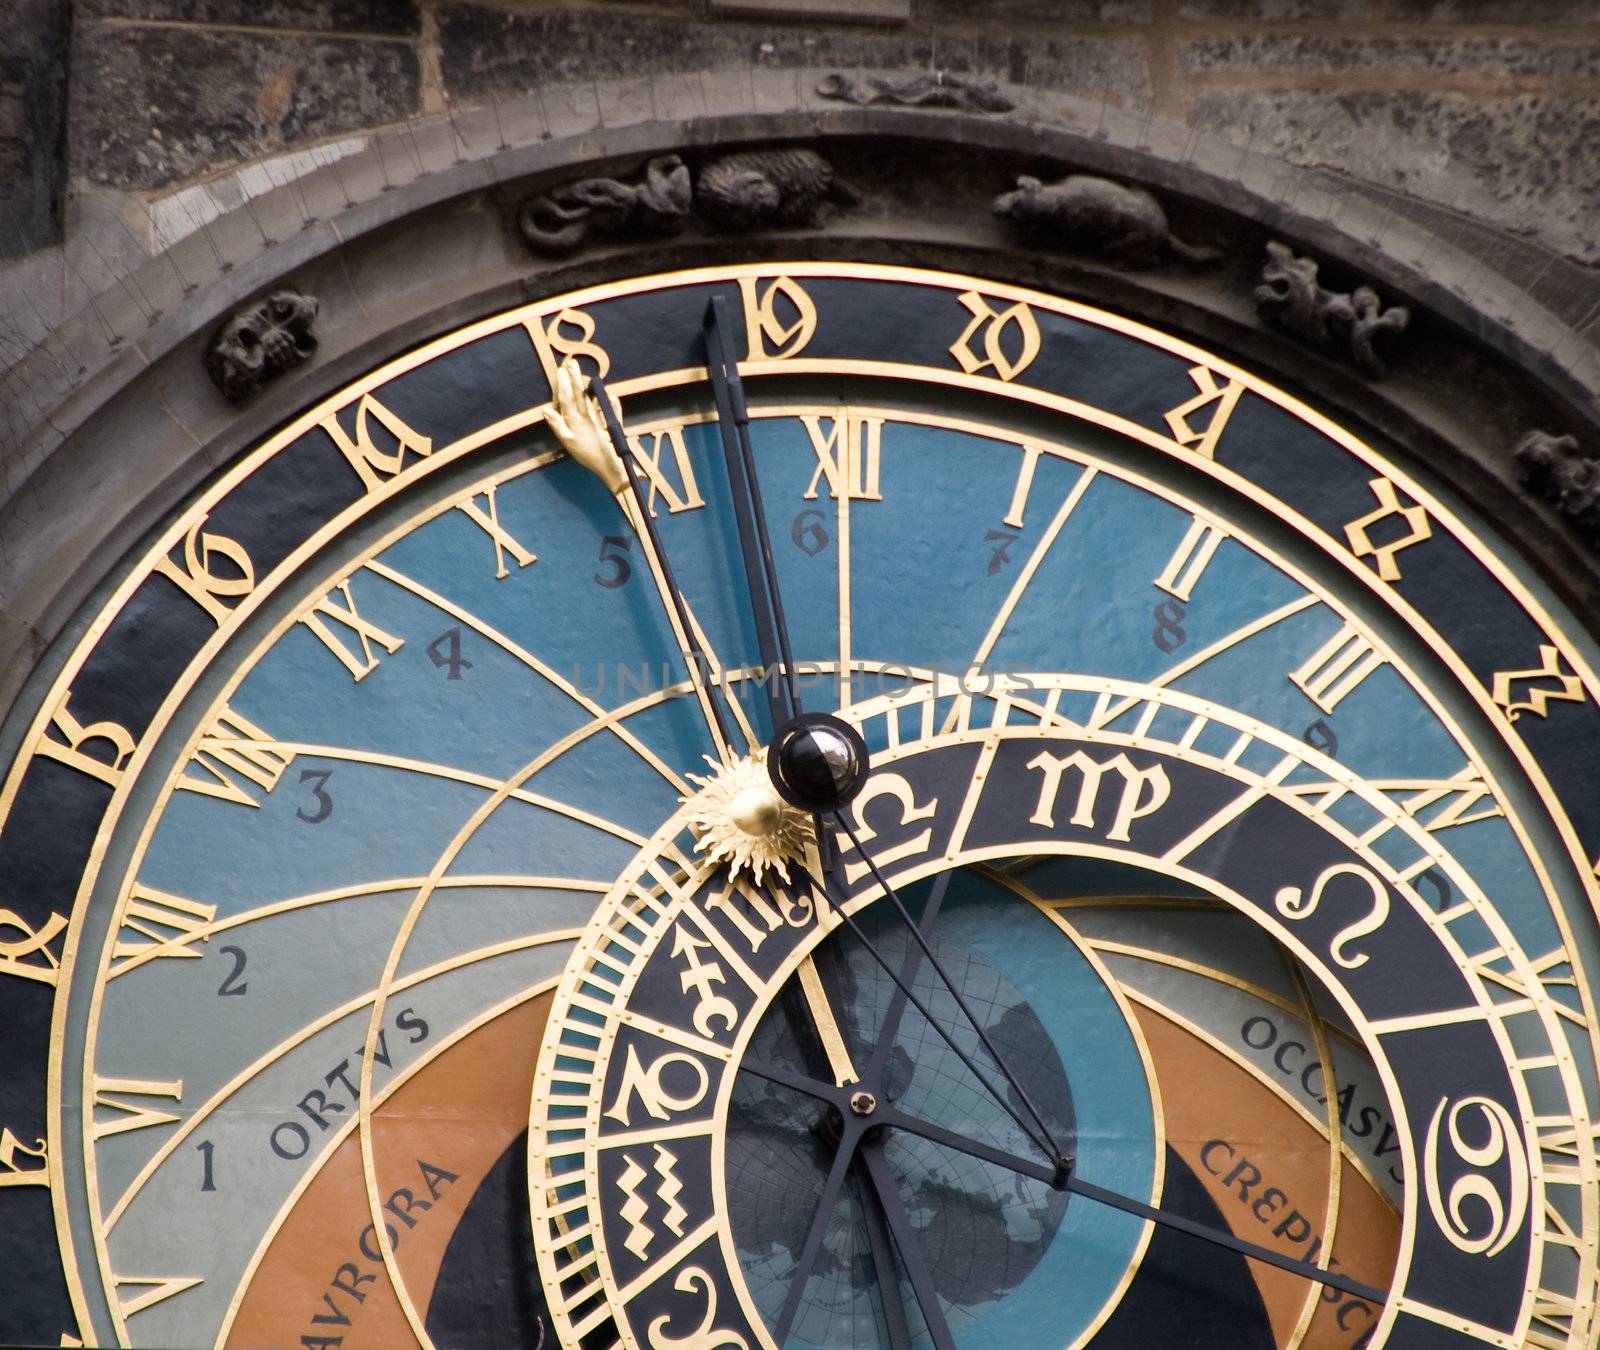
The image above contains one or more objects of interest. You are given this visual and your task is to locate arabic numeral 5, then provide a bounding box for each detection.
[596,535,633,588]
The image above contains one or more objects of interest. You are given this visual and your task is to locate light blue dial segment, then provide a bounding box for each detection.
[89,397,1574,1349]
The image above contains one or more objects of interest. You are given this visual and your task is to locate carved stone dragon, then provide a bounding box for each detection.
[518,154,691,256]
[816,71,1015,114]
[1255,241,1409,378]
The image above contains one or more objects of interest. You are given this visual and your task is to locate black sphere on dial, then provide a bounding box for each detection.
[769,714,870,811]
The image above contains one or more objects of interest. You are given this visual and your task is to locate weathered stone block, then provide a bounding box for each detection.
[1181,33,1600,78]
[1382,0,1600,21]
[918,0,1153,20]
[710,0,911,19]
[0,0,67,258]
[438,4,1149,106]
[1189,88,1600,265]
[1176,0,1369,16]
[439,8,740,94]
[71,22,421,190]
[75,0,421,33]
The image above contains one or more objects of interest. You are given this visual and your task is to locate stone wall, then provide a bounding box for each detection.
[3,0,1599,411]
[5,0,1600,705]
[0,0,1583,362]
[0,0,68,257]
[45,1,1600,266]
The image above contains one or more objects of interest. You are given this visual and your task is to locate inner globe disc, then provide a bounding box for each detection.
[724,865,1159,1350]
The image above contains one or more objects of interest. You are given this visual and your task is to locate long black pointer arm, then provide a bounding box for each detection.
[736,1057,1388,1306]
[704,295,803,731]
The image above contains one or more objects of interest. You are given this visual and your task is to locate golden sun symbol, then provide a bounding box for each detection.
[680,752,815,884]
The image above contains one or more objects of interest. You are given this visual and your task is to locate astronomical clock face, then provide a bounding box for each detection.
[3,262,1600,1350]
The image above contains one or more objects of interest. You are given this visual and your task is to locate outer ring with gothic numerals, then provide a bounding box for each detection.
[0,262,1596,1349]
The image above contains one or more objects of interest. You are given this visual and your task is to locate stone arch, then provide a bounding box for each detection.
[3,75,1599,722]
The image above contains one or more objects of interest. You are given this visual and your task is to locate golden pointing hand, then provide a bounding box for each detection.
[545,357,627,495]
[543,355,743,763]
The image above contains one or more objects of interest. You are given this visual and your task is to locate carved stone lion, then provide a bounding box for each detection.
[993,174,1218,267]
[203,288,319,402]
[694,150,859,231]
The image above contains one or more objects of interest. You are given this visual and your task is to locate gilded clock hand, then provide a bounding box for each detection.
[546,359,740,761]
[792,942,861,1086]
[701,300,873,1086]
[739,1056,1389,1306]
[552,357,861,1088]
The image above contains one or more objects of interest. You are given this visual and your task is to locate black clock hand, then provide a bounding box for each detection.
[854,1159,915,1350]
[762,1040,957,1350]
[858,1137,957,1350]
[741,1056,1061,1181]
[703,294,803,732]
[755,867,1058,1348]
[764,864,1059,1164]
[704,299,1187,1330]
[860,869,952,1086]
[707,298,1025,1148]
[1062,1169,1388,1306]
[741,1056,1388,1307]
[829,809,1069,1167]
[770,1116,860,1344]
[703,300,889,1090]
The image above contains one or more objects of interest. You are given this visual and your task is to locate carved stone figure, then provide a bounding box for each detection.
[1255,241,1409,378]
[1346,285,1411,377]
[518,154,691,257]
[816,71,1015,114]
[694,150,859,231]
[204,288,319,402]
[1516,429,1600,544]
[993,173,1219,267]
